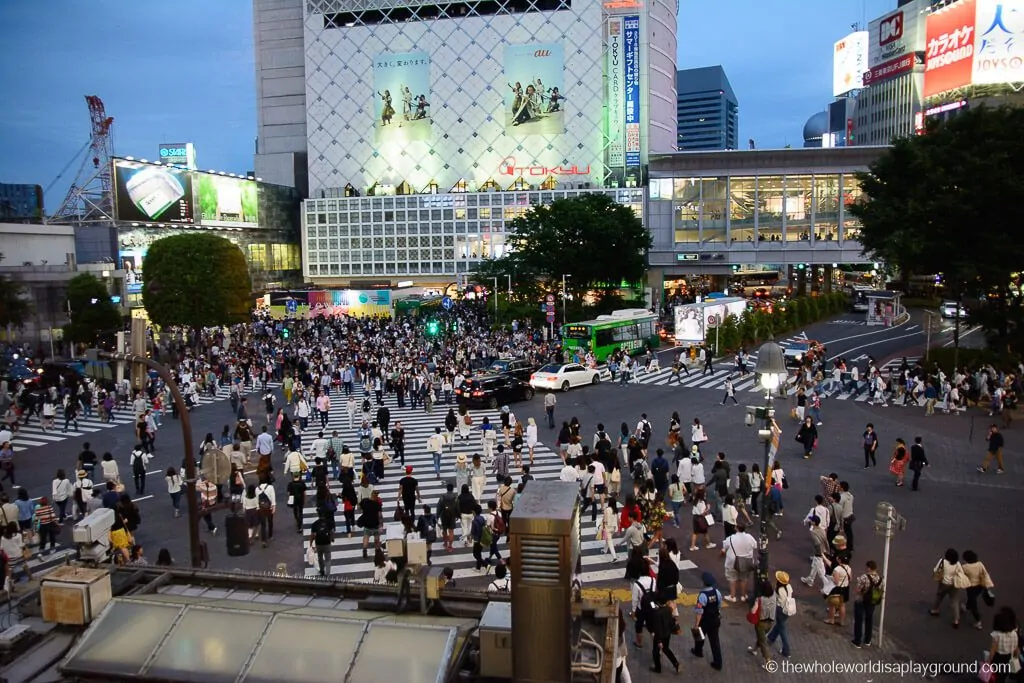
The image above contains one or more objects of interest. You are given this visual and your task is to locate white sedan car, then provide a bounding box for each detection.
[529,363,600,392]
[940,301,967,319]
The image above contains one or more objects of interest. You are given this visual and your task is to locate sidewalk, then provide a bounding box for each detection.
[621,584,926,682]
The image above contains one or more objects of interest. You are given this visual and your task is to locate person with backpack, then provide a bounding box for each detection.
[470,505,491,572]
[635,414,653,457]
[486,500,504,564]
[415,504,437,565]
[766,570,795,658]
[130,444,152,496]
[852,560,883,648]
[487,562,511,594]
[437,481,459,552]
[255,479,276,547]
[309,511,334,576]
[631,572,659,649]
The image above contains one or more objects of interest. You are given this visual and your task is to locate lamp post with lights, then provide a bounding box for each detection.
[751,339,787,585]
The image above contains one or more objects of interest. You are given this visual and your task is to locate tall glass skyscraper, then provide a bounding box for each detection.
[675,66,739,151]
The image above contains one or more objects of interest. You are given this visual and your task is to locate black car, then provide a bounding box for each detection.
[455,375,534,409]
[483,358,540,382]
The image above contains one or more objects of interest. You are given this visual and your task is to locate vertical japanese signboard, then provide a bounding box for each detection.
[923,0,977,97]
[606,17,625,169]
[623,15,641,168]
[972,0,1024,85]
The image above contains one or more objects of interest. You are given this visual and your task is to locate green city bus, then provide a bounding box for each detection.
[560,309,659,362]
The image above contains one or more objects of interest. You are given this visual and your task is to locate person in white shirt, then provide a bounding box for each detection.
[255,480,276,546]
[721,526,757,602]
[559,461,579,483]
[283,449,308,477]
[630,573,657,647]
[311,431,330,461]
[805,495,831,535]
[487,562,511,594]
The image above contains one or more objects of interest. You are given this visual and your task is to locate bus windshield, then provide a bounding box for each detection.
[562,324,592,339]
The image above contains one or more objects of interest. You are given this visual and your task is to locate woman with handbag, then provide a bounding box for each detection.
[930,548,967,627]
[960,550,996,630]
[747,580,777,665]
[689,487,716,552]
[985,608,1021,683]
[889,438,909,487]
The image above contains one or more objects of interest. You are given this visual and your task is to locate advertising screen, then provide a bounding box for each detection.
[504,43,565,135]
[113,159,194,224]
[158,143,196,169]
[119,247,147,294]
[833,31,869,96]
[924,0,977,97]
[373,51,432,144]
[194,174,258,228]
[606,18,625,169]
[623,15,641,167]
[972,0,1024,85]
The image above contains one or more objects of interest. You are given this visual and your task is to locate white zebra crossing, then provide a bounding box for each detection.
[7,382,280,452]
[298,386,698,582]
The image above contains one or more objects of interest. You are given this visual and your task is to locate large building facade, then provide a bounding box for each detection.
[279,0,678,286]
[854,0,928,146]
[675,66,739,151]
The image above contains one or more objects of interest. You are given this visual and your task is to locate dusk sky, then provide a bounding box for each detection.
[0,0,894,209]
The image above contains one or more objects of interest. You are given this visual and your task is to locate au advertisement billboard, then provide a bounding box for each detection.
[373,51,432,144]
[195,174,258,228]
[606,18,625,169]
[504,43,565,135]
[113,159,194,224]
[833,31,869,96]
[623,15,641,167]
[924,0,977,97]
[972,0,1024,85]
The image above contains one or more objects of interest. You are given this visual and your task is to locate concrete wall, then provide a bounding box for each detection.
[253,0,308,191]
[0,223,76,267]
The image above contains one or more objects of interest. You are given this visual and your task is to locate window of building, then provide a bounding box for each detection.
[673,178,700,243]
[701,178,727,244]
[756,176,784,242]
[814,174,840,242]
[785,175,813,242]
[840,174,863,242]
[728,176,756,244]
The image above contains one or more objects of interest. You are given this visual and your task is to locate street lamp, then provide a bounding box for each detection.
[562,273,571,325]
[753,339,787,586]
[492,277,499,321]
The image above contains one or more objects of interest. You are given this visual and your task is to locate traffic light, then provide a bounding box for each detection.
[281,328,290,340]
[426,320,439,336]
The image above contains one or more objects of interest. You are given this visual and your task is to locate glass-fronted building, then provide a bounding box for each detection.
[645,146,888,304]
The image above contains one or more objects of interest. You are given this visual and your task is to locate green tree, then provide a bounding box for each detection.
[0,274,32,330]
[850,106,1024,352]
[64,273,122,343]
[142,234,252,329]
[486,194,651,300]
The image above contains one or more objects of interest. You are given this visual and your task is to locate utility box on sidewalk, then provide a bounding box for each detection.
[40,566,112,625]
[509,480,581,683]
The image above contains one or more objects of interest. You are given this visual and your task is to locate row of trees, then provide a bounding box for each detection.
[850,105,1024,354]
[712,291,849,353]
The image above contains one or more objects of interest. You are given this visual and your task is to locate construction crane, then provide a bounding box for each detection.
[49,95,115,224]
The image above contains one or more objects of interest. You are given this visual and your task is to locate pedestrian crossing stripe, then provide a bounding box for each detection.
[297,384,699,583]
[7,382,281,452]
